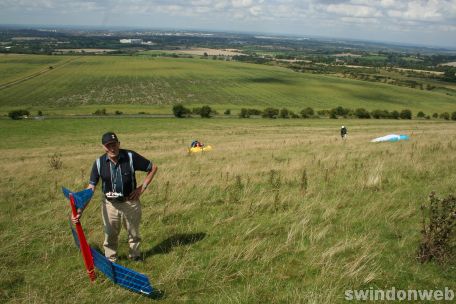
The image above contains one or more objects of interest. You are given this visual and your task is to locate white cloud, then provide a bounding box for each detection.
[388,0,442,21]
[249,5,263,16]
[191,0,212,5]
[326,3,382,18]
[387,10,439,22]
[0,0,455,47]
[214,0,229,10]
[270,4,298,17]
[340,16,380,24]
[195,6,211,13]
[232,11,247,19]
[231,0,253,8]
[379,0,396,8]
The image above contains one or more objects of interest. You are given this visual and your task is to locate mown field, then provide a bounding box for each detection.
[1,54,456,116]
[1,117,455,303]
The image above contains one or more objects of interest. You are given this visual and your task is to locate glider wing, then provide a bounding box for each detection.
[69,226,153,295]
[65,187,154,295]
[371,134,410,143]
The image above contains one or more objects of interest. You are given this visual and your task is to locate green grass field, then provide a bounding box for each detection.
[1,54,456,116]
[0,54,68,85]
[1,117,455,303]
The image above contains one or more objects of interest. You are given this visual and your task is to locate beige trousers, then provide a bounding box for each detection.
[102,199,142,261]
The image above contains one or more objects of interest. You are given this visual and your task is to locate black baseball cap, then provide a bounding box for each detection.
[102,132,119,145]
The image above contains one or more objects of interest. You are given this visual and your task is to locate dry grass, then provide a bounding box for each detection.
[0,118,455,303]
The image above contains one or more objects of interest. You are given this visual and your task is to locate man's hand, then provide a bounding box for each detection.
[128,186,143,201]
[71,208,83,224]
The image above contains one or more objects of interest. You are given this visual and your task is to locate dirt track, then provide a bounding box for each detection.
[0,57,80,90]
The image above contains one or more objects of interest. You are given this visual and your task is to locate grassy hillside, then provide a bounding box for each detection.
[1,54,455,115]
[1,118,455,303]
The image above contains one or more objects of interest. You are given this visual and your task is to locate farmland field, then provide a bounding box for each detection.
[140,48,246,56]
[1,117,455,303]
[1,54,456,116]
[0,54,68,85]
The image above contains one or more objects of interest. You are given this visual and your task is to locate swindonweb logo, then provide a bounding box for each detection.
[345,287,454,301]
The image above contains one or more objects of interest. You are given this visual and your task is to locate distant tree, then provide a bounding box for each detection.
[247,108,262,116]
[192,107,202,115]
[300,107,314,118]
[451,112,456,121]
[290,112,300,118]
[440,112,450,120]
[93,108,107,115]
[332,106,350,117]
[37,110,43,116]
[371,109,390,119]
[279,108,290,118]
[354,108,371,119]
[371,109,380,119]
[382,110,391,119]
[346,109,356,118]
[115,110,123,115]
[262,107,279,119]
[317,109,330,117]
[239,108,250,118]
[417,111,426,119]
[390,110,400,119]
[8,109,30,120]
[400,109,412,119]
[442,67,456,82]
[200,105,212,118]
[172,104,190,118]
[432,112,439,118]
[224,109,231,115]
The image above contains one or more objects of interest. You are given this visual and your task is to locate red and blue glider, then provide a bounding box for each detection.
[62,187,154,296]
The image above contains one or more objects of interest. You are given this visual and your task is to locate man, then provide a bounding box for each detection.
[341,126,348,140]
[190,139,204,148]
[72,132,158,262]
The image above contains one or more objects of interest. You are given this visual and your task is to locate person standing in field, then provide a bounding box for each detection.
[72,132,158,262]
[341,126,348,140]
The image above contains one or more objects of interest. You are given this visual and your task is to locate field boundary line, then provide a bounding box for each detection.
[0,56,81,90]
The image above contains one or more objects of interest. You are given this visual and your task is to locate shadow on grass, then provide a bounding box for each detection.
[149,289,165,300]
[144,232,206,257]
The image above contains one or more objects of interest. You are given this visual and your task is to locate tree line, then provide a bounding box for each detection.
[6,106,456,120]
[172,104,456,120]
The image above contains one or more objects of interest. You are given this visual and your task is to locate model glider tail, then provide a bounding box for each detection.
[62,187,93,210]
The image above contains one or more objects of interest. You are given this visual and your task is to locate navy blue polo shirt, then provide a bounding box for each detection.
[89,149,152,198]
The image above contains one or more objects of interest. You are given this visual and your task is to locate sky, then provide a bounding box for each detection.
[1,0,455,48]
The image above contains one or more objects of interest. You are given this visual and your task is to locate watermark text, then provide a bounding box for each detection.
[345,287,454,301]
